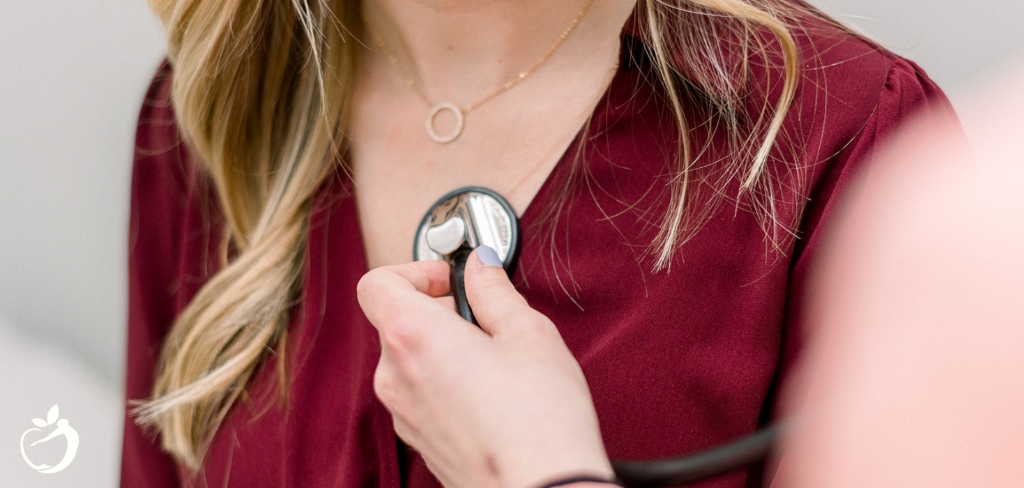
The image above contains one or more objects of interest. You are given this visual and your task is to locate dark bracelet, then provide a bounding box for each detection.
[537,475,625,488]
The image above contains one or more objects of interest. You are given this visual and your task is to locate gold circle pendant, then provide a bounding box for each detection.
[425,102,464,144]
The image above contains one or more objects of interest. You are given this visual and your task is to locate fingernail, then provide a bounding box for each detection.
[475,246,503,268]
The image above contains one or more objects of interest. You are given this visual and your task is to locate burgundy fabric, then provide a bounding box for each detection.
[121,13,954,488]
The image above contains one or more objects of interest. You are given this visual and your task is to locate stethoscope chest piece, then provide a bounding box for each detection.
[413,186,520,273]
[413,187,521,325]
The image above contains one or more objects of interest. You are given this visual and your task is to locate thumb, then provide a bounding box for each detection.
[463,246,532,336]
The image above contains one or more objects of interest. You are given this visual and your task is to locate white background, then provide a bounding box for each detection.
[1,0,1022,485]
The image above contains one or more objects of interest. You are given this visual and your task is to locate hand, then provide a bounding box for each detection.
[357,248,614,488]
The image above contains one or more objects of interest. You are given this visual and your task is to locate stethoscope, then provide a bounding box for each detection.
[414,187,783,487]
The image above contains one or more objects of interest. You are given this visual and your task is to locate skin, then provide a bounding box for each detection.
[357,252,613,487]
[351,0,638,269]
[778,65,1024,486]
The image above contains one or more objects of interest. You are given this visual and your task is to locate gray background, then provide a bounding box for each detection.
[1,0,1021,485]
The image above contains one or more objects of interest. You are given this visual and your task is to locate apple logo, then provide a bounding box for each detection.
[20,405,79,474]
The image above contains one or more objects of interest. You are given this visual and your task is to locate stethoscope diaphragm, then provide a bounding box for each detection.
[413,187,521,324]
[413,186,521,274]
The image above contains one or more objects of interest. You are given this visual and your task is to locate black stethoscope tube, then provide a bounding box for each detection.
[448,247,478,325]
[611,423,782,486]
[417,187,784,487]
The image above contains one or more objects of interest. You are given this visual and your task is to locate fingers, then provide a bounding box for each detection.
[358,260,463,363]
[463,246,542,337]
[366,260,452,297]
[356,260,452,326]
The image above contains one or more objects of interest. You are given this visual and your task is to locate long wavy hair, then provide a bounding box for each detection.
[134,0,822,469]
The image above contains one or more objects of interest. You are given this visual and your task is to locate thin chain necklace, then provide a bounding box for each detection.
[365,0,595,144]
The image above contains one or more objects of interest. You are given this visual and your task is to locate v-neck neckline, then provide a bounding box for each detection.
[318,32,644,283]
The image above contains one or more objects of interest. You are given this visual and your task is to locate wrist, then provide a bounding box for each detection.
[548,480,618,484]
[502,437,614,488]
[534,474,623,488]
[561,484,621,488]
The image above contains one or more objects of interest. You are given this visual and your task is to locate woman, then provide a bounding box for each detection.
[121,0,953,486]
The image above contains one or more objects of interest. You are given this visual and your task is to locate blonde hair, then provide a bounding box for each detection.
[134,0,809,469]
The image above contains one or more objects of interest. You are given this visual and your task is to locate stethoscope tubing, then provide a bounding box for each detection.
[448,247,478,324]
[611,423,784,486]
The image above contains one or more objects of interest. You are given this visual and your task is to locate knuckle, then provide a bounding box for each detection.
[379,315,424,356]
[392,417,415,444]
[379,328,435,383]
[516,313,560,340]
[372,366,398,407]
[504,312,535,331]
[392,421,408,440]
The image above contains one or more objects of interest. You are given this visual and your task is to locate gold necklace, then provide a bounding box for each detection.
[365,0,595,144]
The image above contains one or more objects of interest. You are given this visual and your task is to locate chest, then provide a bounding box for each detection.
[347,56,621,270]
[347,121,576,270]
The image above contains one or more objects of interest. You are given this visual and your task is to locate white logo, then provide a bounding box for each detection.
[20,405,79,474]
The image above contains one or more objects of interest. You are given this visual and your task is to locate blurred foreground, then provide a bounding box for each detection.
[779,62,1024,486]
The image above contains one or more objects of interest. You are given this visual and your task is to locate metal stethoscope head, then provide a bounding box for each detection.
[413,186,782,486]
[414,187,521,324]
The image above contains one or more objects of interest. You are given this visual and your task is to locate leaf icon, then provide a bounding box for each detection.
[47,405,59,426]
[32,418,47,428]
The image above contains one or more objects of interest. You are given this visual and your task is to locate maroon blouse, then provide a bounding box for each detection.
[121,12,953,488]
